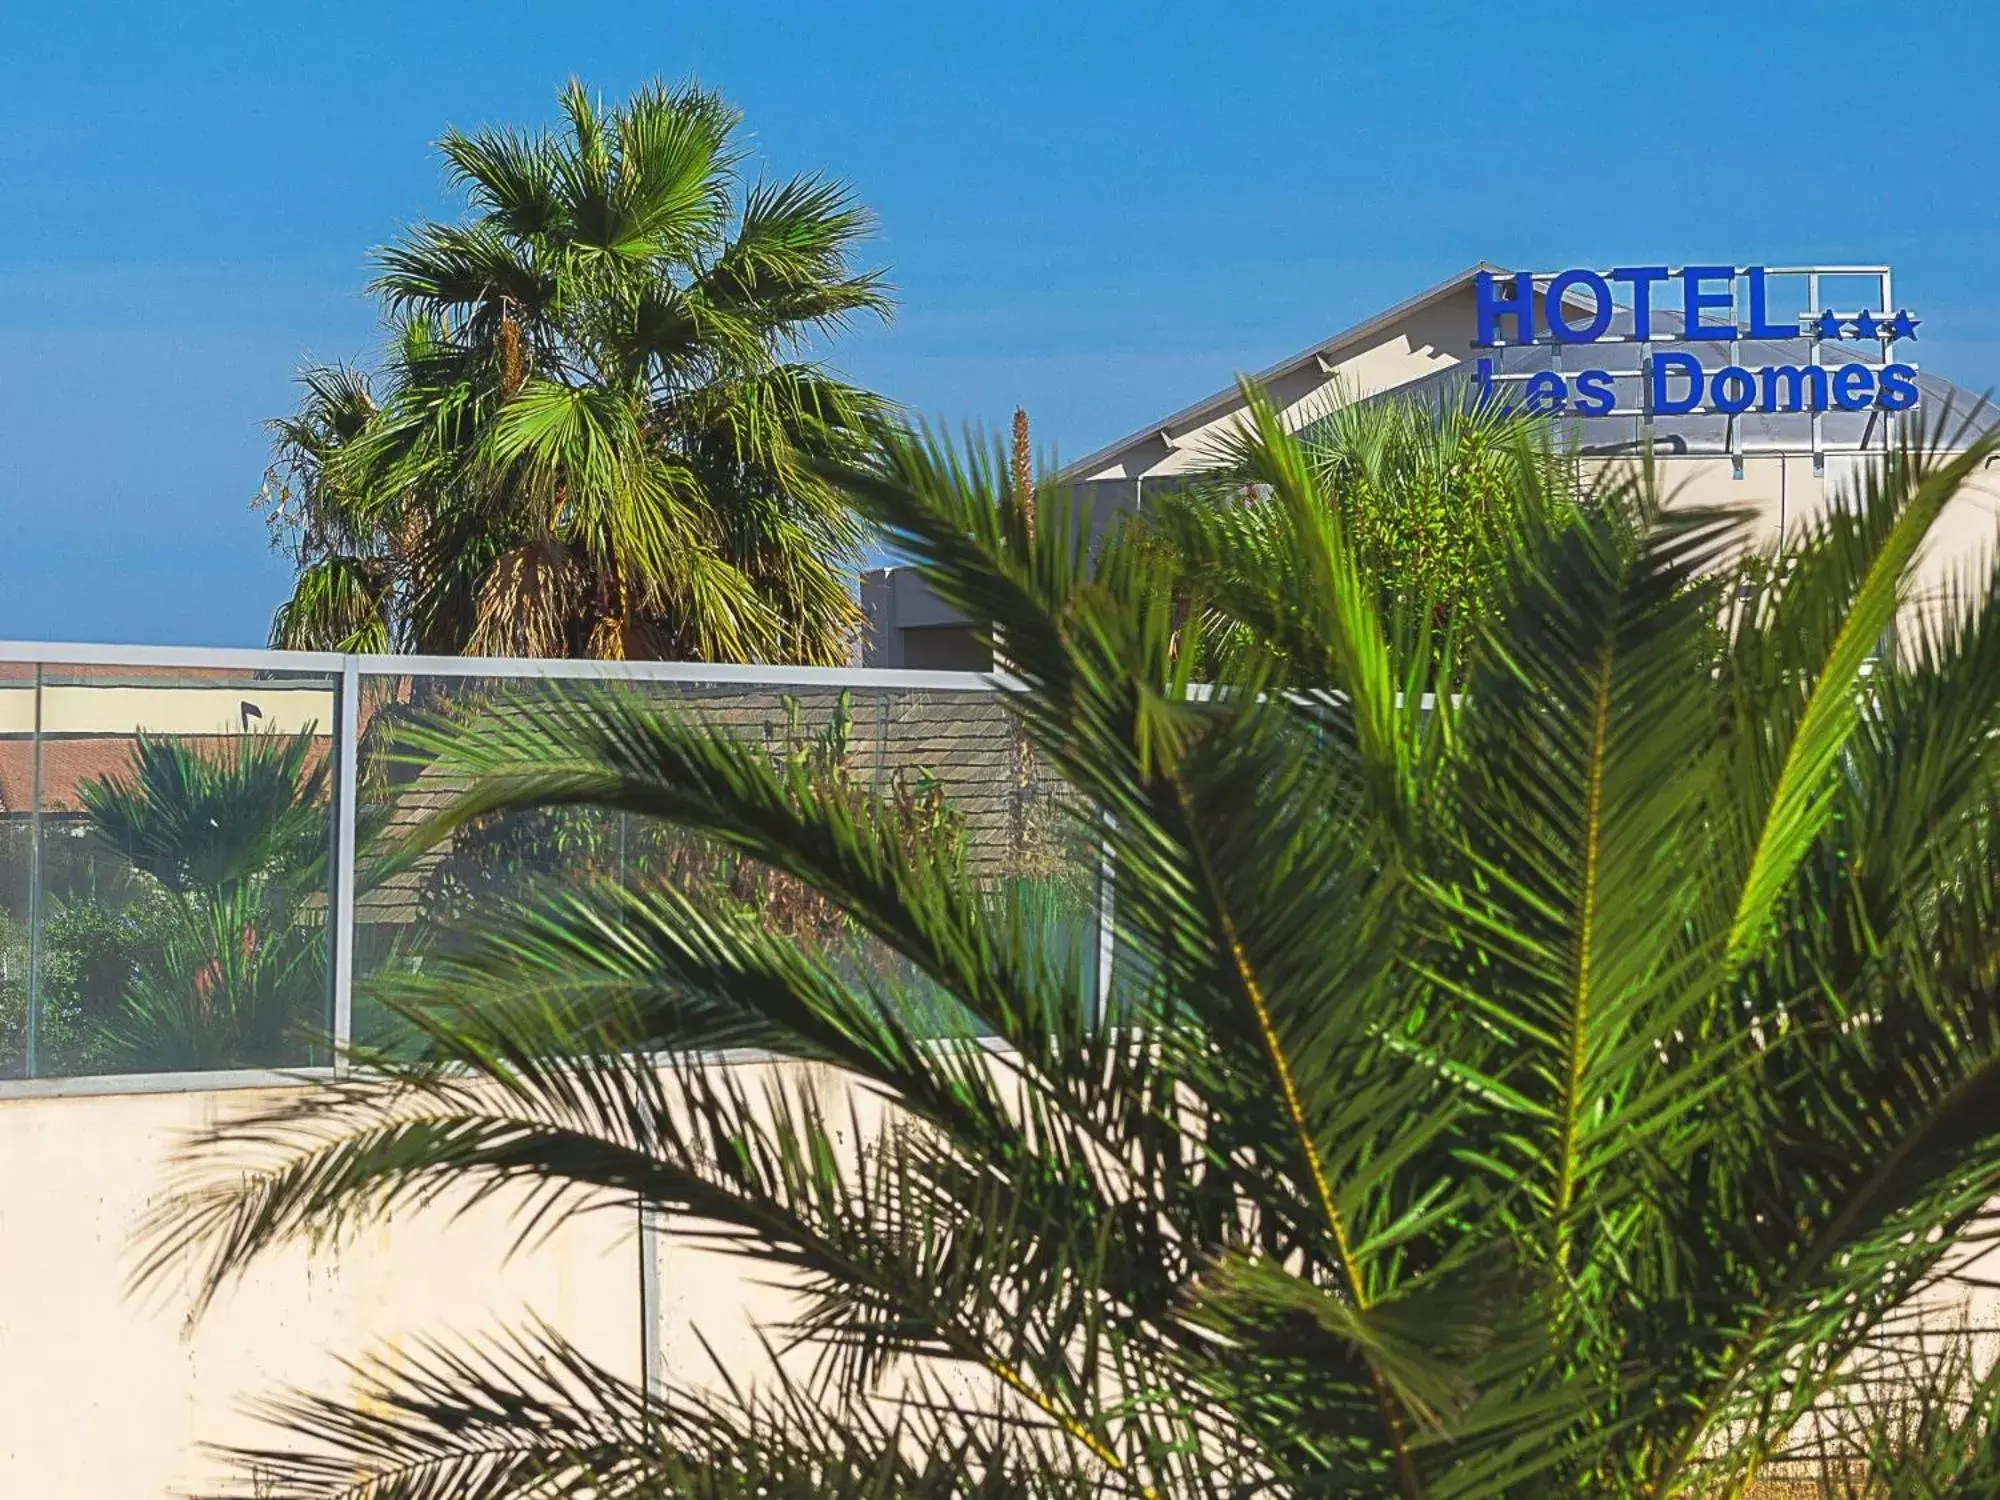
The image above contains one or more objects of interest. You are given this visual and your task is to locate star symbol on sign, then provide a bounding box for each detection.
[1850,309,1882,341]
[1813,309,1845,340]
[1886,309,1921,341]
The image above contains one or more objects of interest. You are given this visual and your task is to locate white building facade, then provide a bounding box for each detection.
[863,262,2000,668]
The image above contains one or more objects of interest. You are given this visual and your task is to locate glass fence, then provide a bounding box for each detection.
[0,647,1103,1087]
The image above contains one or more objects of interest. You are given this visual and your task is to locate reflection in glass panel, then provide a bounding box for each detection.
[877,686,1102,1033]
[354,675,1100,1047]
[30,664,339,1076]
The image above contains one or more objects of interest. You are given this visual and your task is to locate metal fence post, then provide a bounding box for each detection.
[1095,812,1117,1024]
[640,1202,664,1401]
[330,656,360,1071]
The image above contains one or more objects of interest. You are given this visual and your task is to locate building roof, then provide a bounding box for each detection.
[1056,261,1507,481]
[0,736,298,815]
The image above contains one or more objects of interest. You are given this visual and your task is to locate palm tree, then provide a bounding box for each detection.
[151,398,2000,1496]
[262,365,397,655]
[79,728,332,897]
[80,729,334,1069]
[261,79,891,664]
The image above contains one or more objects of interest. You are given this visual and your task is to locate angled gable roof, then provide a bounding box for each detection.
[1057,261,1507,481]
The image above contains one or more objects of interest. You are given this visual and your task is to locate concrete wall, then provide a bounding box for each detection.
[0,1083,642,1497]
[11,1053,1998,1498]
[1638,450,2000,615]
[0,1053,1035,1498]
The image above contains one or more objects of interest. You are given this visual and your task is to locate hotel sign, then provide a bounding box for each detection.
[1471,266,1919,418]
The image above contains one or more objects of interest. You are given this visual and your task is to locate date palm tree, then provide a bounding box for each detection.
[154,397,2000,1496]
[262,78,891,664]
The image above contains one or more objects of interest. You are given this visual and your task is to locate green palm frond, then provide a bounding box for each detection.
[1718,428,2000,968]
[699,174,892,339]
[80,727,331,895]
[371,222,559,325]
[1215,383,1442,827]
[1154,379,1572,687]
[215,1325,1097,1500]
[269,555,393,653]
[437,123,566,241]
[107,881,325,1073]
[164,397,2000,1496]
[1431,489,1745,1293]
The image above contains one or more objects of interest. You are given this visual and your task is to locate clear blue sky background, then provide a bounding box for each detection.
[4,1,1997,647]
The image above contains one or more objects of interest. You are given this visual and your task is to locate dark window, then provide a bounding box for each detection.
[901,627,992,672]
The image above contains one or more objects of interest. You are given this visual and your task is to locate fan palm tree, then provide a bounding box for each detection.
[79,728,332,897]
[262,78,891,664]
[80,728,335,1069]
[151,397,2000,1496]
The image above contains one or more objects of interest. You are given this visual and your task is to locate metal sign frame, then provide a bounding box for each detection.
[1477,265,1910,473]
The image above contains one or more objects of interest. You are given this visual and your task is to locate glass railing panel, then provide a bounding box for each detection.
[27,662,340,1076]
[875,685,1102,1033]
[353,671,1099,1049]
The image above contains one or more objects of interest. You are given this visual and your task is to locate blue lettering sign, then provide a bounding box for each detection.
[1522,370,1567,413]
[1609,266,1671,341]
[1681,265,1737,341]
[1469,265,1923,418]
[1573,368,1617,417]
[1879,365,1920,410]
[1746,267,1793,341]
[1545,269,1614,344]
[1834,364,1876,411]
[1652,351,1705,415]
[1761,365,1830,411]
[1711,366,1757,415]
[1475,271,1536,346]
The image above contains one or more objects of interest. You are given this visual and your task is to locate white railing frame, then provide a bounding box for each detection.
[0,641,1014,1098]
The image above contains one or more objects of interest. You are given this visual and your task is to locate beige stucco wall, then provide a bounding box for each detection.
[0,1083,643,1497]
[0,1052,1037,1498]
[6,1030,2000,1496]
[651,1056,884,1386]
[1629,451,2000,616]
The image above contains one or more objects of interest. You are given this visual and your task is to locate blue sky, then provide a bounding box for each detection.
[4,1,1998,647]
